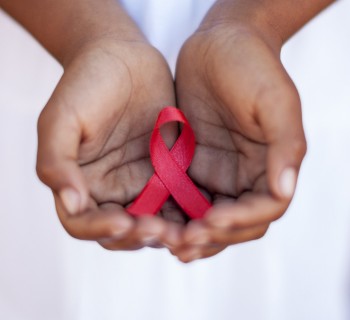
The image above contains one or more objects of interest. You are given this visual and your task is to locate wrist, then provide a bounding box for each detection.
[200,0,334,53]
[198,0,284,55]
[60,27,146,69]
[57,5,146,67]
[0,0,145,67]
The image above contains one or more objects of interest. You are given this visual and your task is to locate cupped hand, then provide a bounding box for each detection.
[174,21,306,262]
[37,37,184,251]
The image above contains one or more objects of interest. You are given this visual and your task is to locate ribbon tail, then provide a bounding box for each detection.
[127,174,169,216]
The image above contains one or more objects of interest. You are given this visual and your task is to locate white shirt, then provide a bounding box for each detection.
[0,1,349,319]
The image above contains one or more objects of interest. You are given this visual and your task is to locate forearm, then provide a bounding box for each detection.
[202,0,335,49]
[0,0,143,65]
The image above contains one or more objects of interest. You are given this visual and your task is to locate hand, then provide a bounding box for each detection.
[37,37,184,251]
[173,19,306,262]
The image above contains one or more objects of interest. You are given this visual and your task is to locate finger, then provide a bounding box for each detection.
[182,218,269,245]
[169,220,225,260]
[55,195,134,240]
[194,245,227,260]
[256,82,307,200]
[175,244,227,263]
[37,99,89,215]
[188,223,269,246]
[158,221,184,248]
[159,203,188,225]
[98,216,168,251]
[98,240,144,251]
[133,216,167,246]
[205,192,287,229]
[176,224,268,263]
[158,202,187,248]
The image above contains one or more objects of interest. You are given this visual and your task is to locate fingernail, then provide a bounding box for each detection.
[279,168,297,198]
[60,188,80,215]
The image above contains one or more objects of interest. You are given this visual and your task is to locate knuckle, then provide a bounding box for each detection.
[291,138,307,160]
[57,215,90,241]
[204,233,214,244]
[102,220,132,239]
[254,226,269,240]
[37,106,50,132]
[36,161,48,181]
[257,81,300,109]
[61,223,84,240]
[36,159,57,183]
[271,207,286,221]
[104,225,119,238]
[98,241,117,251]
[228,218,243,230]
[277,80,301,106]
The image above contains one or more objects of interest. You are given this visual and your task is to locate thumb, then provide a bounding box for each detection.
[36,101,89,215]
[257,86,307,200]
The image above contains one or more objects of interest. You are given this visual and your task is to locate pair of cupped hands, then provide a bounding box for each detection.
[36,15,306,263]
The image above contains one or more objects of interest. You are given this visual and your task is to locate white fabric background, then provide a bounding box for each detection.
[0,1,349,319]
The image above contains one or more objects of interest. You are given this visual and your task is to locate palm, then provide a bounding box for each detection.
[39,40,185,250]
[176,28,277,204]
[65,41,176,211]
[173,25,305,261]
[181,105,267,204]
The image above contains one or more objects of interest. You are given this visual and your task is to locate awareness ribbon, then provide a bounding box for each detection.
[127,107,211,219]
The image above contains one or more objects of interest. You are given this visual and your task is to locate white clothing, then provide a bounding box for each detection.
[0,1,349,319]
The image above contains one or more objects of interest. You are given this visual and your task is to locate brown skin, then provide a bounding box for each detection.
[173,23,304,261]
[172,0,334,262]
[0,0,334,261]
[37,38,185,250]
[2,0,185,250]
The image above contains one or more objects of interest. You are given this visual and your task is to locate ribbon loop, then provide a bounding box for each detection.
[127,107,211,219]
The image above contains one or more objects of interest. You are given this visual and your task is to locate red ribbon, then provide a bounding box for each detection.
[127,106,211,219]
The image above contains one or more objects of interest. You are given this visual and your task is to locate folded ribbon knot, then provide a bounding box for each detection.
[127,106,211,219]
